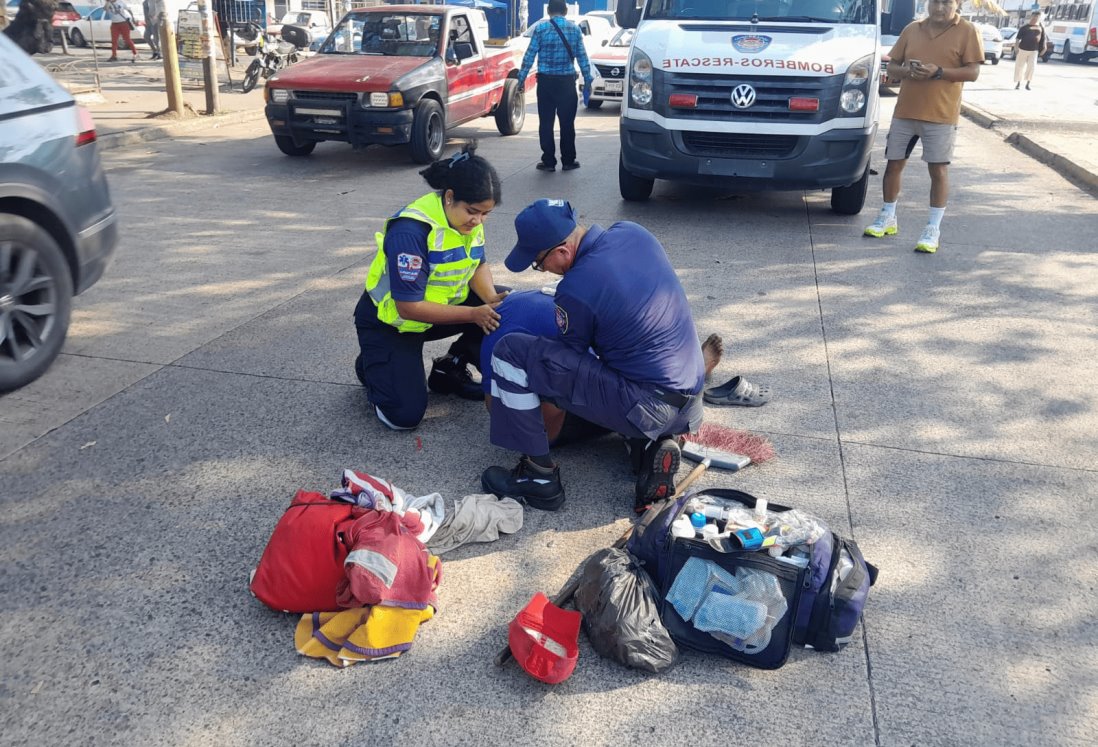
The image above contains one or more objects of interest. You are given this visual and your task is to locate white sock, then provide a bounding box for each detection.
[881,201,897,219]
[927,206,945,230]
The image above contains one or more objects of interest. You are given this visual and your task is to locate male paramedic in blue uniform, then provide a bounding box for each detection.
[481,199,705,513]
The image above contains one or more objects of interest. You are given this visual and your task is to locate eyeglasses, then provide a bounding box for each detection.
[531,244,562,271]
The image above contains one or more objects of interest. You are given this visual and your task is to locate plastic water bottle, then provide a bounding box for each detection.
[671,516,695,539]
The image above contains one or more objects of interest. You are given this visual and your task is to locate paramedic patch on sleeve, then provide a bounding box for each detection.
[555,304,568,334]
[396,253,423,282]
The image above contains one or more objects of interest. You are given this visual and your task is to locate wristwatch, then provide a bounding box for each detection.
[932,66,944,80]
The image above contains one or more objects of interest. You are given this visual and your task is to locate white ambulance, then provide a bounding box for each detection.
[615,0,914,213]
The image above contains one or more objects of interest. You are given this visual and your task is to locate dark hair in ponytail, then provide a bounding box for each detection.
[418,141,502,206]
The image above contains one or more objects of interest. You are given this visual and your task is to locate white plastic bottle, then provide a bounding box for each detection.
[671,515,695,539]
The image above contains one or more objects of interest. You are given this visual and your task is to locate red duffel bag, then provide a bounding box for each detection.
[250,490,361,613]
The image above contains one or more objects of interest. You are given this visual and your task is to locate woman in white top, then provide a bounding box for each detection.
[105,0,138,61]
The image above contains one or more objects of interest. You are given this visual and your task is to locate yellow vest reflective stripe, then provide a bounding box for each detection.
[364,192,484,333]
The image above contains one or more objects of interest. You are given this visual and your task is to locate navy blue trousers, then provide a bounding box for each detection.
[489,333,703,456]
[354,291,484,429]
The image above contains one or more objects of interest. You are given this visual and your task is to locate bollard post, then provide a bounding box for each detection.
[161,21,185,116]
[197,0,219,114]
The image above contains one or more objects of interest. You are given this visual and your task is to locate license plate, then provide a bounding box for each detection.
[314,116,339,125]
[295,107,342,117]
[604,80,623,93]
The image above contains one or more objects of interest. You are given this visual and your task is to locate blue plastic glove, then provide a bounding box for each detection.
[582,83,591,106]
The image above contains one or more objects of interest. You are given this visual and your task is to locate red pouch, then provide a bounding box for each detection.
[250,490,359,613]
[508,592,581,684]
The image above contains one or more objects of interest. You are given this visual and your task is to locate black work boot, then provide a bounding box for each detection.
[625,438,648,475]
[427,354,483,401]
[634,436,681,514]
[482,457,566,511]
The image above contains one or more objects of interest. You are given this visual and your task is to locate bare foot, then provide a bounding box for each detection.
[702,333,723,380]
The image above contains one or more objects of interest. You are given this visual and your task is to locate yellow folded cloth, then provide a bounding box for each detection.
[295,608,371,668]
[338,604,435,664]
[295,604,434,668]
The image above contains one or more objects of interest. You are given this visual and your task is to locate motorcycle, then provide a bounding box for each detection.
[241,24,307,94]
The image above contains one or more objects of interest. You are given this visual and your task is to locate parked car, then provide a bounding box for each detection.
[0,35,118,391]
[51,1,83,41]
[68,4,147,48]
[504,12,615,56]
[1000,25,1017,58]
[583,27,632,109]
[582,10,619,29]
[267,9,331,43]
[978,23,1002,64]
[264,6,526,162]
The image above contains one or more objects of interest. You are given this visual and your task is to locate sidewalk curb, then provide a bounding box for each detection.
[1005,132,1098,197]
[961,102,1098,197]
[960,102,1002,130]
[96,108,267,152]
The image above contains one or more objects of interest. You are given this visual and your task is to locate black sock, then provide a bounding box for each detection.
[528,453,554,469]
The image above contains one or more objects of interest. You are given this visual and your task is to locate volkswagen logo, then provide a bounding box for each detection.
[610,67,621,78]
[731,84,756,109]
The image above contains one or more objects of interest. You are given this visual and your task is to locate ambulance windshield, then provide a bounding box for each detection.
[646,0,876,24]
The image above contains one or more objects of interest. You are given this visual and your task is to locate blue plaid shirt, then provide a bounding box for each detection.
[519,17,593,86]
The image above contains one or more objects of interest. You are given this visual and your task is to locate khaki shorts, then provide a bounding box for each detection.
[885,118,957,164]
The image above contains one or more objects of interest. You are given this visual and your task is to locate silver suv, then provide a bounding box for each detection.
[0,34,117,391]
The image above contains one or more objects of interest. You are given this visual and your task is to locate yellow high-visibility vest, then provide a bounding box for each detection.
[364,192,484,333]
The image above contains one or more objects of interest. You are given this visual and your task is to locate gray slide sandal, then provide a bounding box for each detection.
[704,376,771,407]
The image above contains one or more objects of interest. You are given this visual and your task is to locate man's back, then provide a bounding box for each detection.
[556,222,704,394]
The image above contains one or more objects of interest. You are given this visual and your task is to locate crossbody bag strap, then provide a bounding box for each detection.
[550,18,576,63]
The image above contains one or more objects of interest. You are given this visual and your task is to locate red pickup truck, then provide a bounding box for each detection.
[263,5,527,163]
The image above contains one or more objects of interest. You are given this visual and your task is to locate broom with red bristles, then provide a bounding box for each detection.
[682,422,776,472]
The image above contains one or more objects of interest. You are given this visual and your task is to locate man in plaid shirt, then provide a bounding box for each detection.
[517,0,594,172]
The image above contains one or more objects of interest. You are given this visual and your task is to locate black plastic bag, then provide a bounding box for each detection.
[574,548,679,674]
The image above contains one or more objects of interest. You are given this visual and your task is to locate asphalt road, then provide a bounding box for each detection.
[1,98,1096,745]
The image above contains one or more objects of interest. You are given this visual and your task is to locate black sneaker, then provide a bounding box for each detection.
[535,162,555,172]
[427,354,483,401]
[634,437,681,514]
[482,457,565,511]
[561,161,581,171]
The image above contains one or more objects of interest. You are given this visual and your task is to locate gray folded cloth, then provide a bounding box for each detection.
[427,493,524,555]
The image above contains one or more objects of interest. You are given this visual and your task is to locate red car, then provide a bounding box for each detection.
[51,1,82,40]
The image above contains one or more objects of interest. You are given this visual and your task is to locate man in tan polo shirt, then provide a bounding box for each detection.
[864,0,983,253]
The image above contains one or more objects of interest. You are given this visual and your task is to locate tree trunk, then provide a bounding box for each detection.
[3,0,59,55]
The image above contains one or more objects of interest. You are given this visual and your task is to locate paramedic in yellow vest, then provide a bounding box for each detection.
[354,143,507,430]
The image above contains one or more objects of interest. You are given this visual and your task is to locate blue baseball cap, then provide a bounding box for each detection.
[505,199,577,272]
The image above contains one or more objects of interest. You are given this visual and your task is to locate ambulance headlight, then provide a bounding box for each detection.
[841,89,865,112]
[839,53,873,115]
[629,49,654,110]
[844,53,874,85]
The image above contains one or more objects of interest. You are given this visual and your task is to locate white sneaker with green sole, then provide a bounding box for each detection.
[864,212,898,238]
[915,225,940,253]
